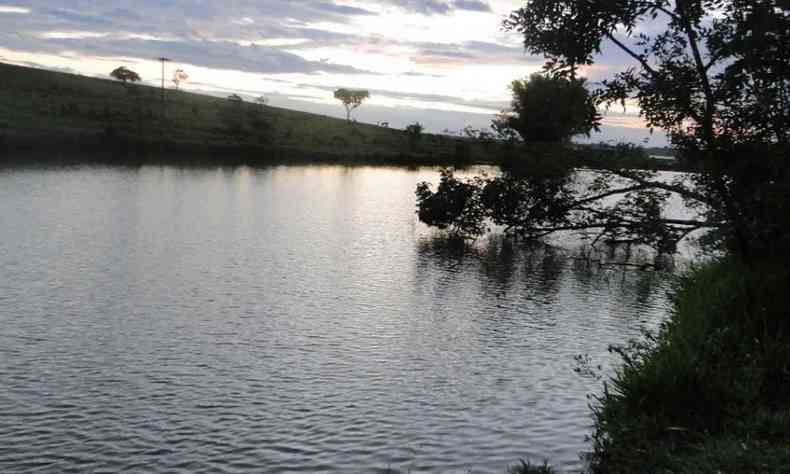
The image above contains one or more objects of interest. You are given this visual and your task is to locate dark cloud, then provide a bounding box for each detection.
[36,6,115,27]
[378,0,491,15]
[0,31,374,75]
[1,1,391,75]
[453,0,492,12]
[413,40,538,65]
[311,2,377,16]
[386,0,452,15]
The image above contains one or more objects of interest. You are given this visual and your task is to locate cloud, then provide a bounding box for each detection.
[453,0,491,12]
[0,0,657,143]
[0,5,30,14]
[311,2,377,16]
[412,40,534,66]
[388,0,452,15]
[378,0,491,15]
[2,33,375,75]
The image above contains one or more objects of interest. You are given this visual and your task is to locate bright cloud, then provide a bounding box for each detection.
[0,5,30,14]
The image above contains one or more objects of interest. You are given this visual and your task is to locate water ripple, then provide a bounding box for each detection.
[0,165,674,473]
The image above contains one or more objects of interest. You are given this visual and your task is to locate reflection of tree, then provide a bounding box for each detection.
[415,235,567,305]
[415,236,470,273]
[569,249,671,313]
[478,237,517,296]
[414,233,673,332]
[520,244,565,305]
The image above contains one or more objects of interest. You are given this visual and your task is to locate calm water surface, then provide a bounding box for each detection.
[0,165,673,474]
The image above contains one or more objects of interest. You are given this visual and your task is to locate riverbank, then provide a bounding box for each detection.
[0,132,475,167]
[0,61,499,165]
[587,258,790,473]
[2,62,682,171]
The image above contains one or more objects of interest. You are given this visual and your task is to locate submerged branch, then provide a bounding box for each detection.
[591,168,716,206]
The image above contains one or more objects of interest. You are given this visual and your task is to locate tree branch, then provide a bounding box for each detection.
[573,185,651,207]
[599,168,716,205]
[653,5,681,22]
[605,32,658,79]
[675,4,716,142]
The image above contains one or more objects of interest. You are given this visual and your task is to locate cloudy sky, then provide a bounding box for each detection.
[0,0,667,145]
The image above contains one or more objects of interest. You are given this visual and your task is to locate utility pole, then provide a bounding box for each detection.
[158,57,170,102]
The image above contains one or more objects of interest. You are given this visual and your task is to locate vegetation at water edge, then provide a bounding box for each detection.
[588,259,790,473]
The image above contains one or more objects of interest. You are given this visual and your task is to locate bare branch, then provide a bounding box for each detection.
[605,32,658,79]
[596,169,716,205]
[574,185,651,207]
[653,5,680,22]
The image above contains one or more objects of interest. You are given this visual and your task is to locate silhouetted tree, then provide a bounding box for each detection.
[503,0,790,258]
[500,73,600,143]
[334,89,369,122]
[418,0,790,260]
[110,67,141,84]
[405,122,424,150]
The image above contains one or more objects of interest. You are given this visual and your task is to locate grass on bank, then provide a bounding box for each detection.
[0,62,680,169]
[0,61,497,163]
[588,258,790,473]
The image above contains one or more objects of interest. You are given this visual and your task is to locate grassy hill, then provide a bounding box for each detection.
[0,62,492,164]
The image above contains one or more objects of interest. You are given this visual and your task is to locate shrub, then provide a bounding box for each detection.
[589,258,790,473]
[507,460,555,474]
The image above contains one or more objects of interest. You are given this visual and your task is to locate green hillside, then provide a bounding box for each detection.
[0,61,489,164]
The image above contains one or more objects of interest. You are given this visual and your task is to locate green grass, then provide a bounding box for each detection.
[588,258,790,473]
[0,61,499,164]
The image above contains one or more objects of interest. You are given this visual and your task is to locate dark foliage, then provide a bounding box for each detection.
[405,122,424,151]
[589,260,790,473]
[417,145,719,255]
[415,169,487,237]
[500,73,601,143]
[418,1,790,260]
[503,0,790,259]
[218,95,272,143]
[110,66,141,83]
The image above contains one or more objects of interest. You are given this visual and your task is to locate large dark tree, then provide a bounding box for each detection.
[502,73,600,143]
[417,1,790,259]
[505,0,790,149]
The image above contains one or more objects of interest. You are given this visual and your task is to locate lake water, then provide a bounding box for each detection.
[0,165,673,474]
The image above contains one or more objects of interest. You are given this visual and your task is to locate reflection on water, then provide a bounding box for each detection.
[0,165,673,474]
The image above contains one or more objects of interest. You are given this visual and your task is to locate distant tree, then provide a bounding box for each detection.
[463,125,496,149]
[228,94,243,103]
[110,66,141,84]
[255,96,269,107]
[334,89,370,122]
[405,122,424,150]
[500,73,600,143]
[171,69,188,90]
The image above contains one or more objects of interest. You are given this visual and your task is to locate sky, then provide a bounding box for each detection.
[0,0,668,146]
